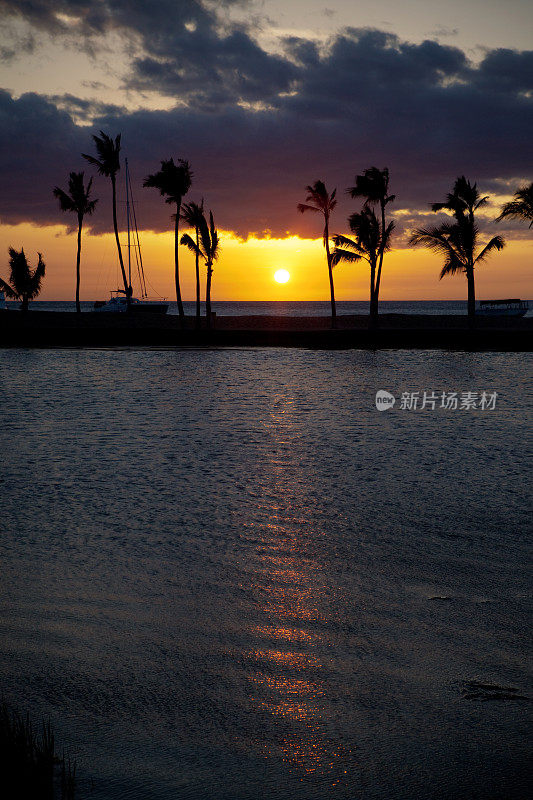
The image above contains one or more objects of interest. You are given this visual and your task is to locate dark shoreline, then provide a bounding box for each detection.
[1,310,532,350]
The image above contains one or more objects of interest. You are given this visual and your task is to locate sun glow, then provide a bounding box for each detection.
[274,269,290,284]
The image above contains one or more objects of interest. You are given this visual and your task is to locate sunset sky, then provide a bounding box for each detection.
[0,0,531,301]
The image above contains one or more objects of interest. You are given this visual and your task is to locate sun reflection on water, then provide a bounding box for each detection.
[239,391,352,788]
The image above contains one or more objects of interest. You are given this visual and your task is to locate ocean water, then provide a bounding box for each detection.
[0,347,531,799]
[21,299,476,316]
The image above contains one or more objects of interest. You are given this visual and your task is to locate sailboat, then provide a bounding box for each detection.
[94,159,168,314]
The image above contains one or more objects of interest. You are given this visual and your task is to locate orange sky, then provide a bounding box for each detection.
[1,222,530,302]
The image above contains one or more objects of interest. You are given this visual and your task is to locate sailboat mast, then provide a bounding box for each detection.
[126,157,131,291]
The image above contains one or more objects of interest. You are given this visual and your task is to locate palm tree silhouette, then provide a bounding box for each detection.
[497,182,533,228]
[0,247,46,311]
[53,172,98,313]
[347,167,394,325]
[144,158,192,324]
[180,199,204,328]
[332,207,394,323]
[298,181,337,328]
[180,209,219,329]
[409,176,505,327]
[82,131,130,305]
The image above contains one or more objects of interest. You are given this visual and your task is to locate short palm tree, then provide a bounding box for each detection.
[82,131,130,304]
[332,207,394,324]
[0,247,46,311]
[144,158,192,324]
[497,182,533,228]
[180,209,219,329]
[409,176,505,327]
[347,167,394,324]
[53,172,98,313]
[180,199,204,328]
[297,181,337,328]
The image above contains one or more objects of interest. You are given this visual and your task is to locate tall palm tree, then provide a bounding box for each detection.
[180,199,204,328]
[53,172,98,313]
[82,131,130,305]
[497,182,533,228]
[347,167,394,324]
[0,247,46,311]
[144,158,192,324]
[409,176,505,327]
[180,209,219,329]
[331,207,394,324]
[297,181,337,328]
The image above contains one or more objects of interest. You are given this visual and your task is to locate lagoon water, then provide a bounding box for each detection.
[0,347,531,799]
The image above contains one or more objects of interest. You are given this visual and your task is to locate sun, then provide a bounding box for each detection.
[274,269,290,284]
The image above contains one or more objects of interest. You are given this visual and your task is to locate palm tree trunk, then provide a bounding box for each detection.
[195,224,201,329]
[372,199,386,325]
[76,215,82,313]
[324,218,336,329]
[21,294,28,312]
[174,202,185,325]
[111,174,130,306]
[369,262,377,328]
[467,265,476,329]
[206,264,212,329]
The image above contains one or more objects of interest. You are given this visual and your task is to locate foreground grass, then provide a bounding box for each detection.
[0,703,75,798]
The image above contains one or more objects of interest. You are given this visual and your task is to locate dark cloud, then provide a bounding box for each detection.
[473,48,533,94]
[0,1,294,105]
[0,20,36,62]
[0,9,531,241]
[428,25,459,39]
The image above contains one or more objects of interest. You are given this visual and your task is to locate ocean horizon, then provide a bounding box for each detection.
[14,299,532,317]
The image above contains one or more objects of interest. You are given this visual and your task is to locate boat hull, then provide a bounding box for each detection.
[94,298,168,314]
[130,303,168,315]
[477,308,528,317]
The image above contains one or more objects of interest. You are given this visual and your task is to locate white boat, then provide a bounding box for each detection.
[477,299,529,317]
[95,159,168,315]
[94,291,168,314]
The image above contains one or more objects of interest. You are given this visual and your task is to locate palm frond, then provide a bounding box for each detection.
[474,195,489,210]
[332,233,359,249]
[430,176,487,220]
[53,187,75,212]
[144,158,192,205]
[409,224,465,267]
[0,277,17,298]
[197,212,211,258]
[209,211,220,261]
[439,251,465,279]
[3,247,45,299]
[297,203,320,214]
[331,248,363,266]
[331,233,368,257]
[348,167,390,204]
[27,253,45,299]
[496,182,533,227]
[298,180,336,215]
[180,200,204,228]
[81,153,105,174]
[82,131,121,177]
[474,235,506,264]
[180,232,203,259]
[211,230,220,261]
[53,172,98,217]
